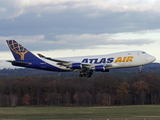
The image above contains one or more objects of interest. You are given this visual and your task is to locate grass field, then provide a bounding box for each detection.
[0,105,160,119]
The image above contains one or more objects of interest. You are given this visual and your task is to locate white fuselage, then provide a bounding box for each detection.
[42,51,156,71]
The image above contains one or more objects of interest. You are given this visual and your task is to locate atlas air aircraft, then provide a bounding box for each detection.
[6,40,156,78]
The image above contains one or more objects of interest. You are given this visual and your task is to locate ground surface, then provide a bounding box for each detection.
[0,105,160,119]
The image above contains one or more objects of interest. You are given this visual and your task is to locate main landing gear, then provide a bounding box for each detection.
[79,71,93,78]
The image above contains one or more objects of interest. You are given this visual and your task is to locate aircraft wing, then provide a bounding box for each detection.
[38,54,69,64]
[38,54,113,70]
[38,54,90,68]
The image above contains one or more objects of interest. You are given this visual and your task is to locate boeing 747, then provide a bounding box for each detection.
[6,40,156,77]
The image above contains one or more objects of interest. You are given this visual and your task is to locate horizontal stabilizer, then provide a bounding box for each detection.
[7,60,32,65]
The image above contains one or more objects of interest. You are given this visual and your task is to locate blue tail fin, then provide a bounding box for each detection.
[6,40,38,61]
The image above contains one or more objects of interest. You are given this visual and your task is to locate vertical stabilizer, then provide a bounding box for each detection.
[6,40,38,61]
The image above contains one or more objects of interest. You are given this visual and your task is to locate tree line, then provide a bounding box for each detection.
[0,70,160,107]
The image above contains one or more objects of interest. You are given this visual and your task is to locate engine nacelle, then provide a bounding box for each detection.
[94,65,105,71]
[93,65,110,72]
[69,63,82,69]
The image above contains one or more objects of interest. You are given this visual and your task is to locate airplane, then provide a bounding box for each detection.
[6,40,156,78]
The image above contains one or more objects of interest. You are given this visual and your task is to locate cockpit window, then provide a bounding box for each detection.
[142,52,146,54]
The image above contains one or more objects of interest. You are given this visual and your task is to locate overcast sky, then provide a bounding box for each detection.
[0,0,160,68]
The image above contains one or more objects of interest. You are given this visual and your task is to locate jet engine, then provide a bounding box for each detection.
[68,63,82,69]
[93,65,109,72]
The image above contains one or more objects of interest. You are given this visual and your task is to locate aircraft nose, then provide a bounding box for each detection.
[147,54,156,63]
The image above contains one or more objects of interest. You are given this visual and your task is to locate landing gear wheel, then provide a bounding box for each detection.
[86,71,93,78]
[79,71,93,78]
[87,75,91,78]
[79,72,85,77]
[79,74,83,77]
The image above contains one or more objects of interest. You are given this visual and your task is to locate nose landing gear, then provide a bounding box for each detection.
[138,66,142,73]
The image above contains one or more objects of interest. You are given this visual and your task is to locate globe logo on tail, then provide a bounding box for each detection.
[7,40,28,60]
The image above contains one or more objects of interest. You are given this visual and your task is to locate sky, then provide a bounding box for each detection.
[0,0,160,68]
